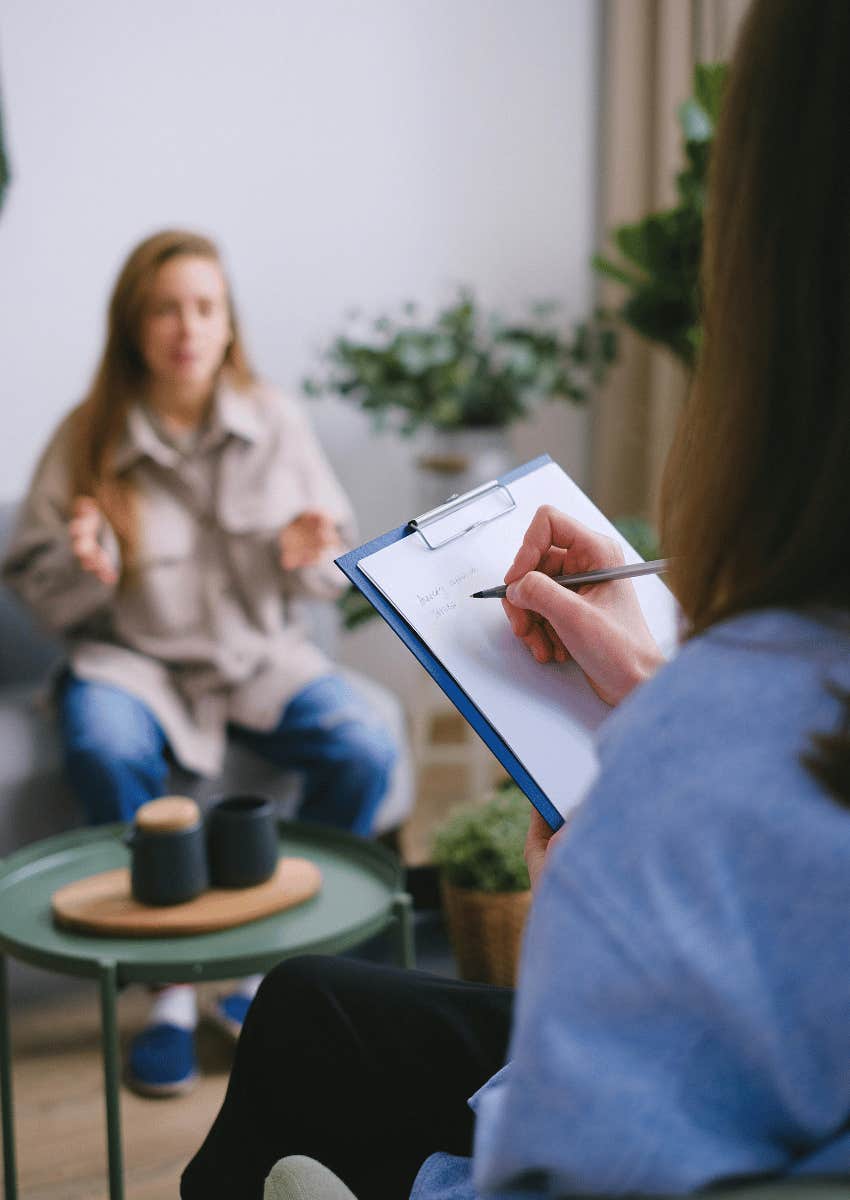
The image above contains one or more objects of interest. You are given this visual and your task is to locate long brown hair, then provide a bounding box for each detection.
[71,229,255,562]
[660,0,850,801]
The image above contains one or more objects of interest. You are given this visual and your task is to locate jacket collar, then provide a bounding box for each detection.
[112,377,263,473]
[214,379,264,444]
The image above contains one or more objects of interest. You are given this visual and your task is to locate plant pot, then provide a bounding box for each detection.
[440,879,532,987]
[416,428,514,514]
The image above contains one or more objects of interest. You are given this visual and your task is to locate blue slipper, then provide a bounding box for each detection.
[205,991,253,1042]
[127,1023,198,1097]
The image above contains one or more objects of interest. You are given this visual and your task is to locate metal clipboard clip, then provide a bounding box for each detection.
[407,479,517,550]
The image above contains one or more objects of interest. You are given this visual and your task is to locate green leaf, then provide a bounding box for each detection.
[600,328,618,362]
[589,61,725,369]
[694,61,728,124]
[591,253,645,289]
[614,221,654,272]
[621,290,697,365]
[336,584,379,630]
[612,515,660,561]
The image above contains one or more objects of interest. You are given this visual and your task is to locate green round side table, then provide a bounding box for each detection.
[0,821,414,1200]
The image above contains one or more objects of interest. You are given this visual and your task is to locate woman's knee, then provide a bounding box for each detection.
[58,676,169,822]
[59,676,166,765]
[286,676,398,777]
[243,956,364,1056]
[250,956,394,1033]
[330,719,397,783]
[253,955,346,1015]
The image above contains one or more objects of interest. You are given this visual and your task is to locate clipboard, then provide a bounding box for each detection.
[338,454,679,831]
[337,454,565,829]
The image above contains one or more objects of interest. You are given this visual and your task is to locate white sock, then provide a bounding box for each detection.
[148,984,198,1031]
[233,974,262,999]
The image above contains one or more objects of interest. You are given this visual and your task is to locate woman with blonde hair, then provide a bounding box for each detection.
[3,229,396,1096]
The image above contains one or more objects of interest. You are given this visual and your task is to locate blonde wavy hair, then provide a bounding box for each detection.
[71,229,255,564]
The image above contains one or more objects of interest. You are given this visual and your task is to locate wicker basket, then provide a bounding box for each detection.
[440,880,532,987]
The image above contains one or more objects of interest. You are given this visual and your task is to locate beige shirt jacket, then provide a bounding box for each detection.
[2,380,356,775]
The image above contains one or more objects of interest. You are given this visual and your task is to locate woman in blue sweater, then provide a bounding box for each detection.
[182,0,850,1195]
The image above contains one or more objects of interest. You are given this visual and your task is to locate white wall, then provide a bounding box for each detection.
[0,0,598,693]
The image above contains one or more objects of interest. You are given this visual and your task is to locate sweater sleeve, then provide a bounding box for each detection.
[1,417,120,633]
[275,392,356,601]
[471,830,701,1197]
[470,628,850,1196]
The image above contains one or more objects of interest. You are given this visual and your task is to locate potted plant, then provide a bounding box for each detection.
[431,782,532,987]
[304,290,614,436]
[593,62,727,371]
[595,59,725,374]
[589,61,727,555]
[307,293,614,628]
[305,290,615,506]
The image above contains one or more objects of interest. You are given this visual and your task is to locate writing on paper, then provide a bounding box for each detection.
[417,565,479,621]
[448,566,479,588]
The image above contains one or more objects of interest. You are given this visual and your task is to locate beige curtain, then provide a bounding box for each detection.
[589,0,750,526]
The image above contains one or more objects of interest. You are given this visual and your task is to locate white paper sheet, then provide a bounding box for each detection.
[358,460,680,818]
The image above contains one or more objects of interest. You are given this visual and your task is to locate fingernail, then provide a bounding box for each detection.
[505,583,518,603]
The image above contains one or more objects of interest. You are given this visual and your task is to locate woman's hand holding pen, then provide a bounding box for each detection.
[502,505,665,707]
[279,510,340,570]
[68,497,119,586]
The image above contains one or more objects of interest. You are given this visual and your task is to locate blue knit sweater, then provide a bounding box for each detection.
[413,608,850,1198]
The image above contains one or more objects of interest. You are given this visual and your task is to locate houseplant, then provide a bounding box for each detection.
[303,290,615,436]
[307,292,615,628]
[431,782,532,986]
[587,61,727,561]
[593,61,727,370]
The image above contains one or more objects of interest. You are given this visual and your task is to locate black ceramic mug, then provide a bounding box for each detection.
[127,796,210,906]
[206,794,279,889]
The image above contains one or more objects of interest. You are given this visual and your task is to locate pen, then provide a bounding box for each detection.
[470,557,672,599]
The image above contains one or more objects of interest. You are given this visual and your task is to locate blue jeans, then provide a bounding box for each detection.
[57,673,397,837]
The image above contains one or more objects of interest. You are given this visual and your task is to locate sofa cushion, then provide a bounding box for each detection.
[0,502,64,688]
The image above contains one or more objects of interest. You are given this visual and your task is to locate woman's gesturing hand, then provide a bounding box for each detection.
[502,505,666,707]
[68,497,119,586]
[279,510,340,570]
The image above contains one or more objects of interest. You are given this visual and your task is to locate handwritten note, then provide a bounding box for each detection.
[358,461,679,818]
[417,570,478,621]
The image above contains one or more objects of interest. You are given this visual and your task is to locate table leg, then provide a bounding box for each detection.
[99,962,124,1200]
[390,892,415,968]
[0,954,17,1200]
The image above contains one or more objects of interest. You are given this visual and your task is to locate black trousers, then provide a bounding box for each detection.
[181,955,514,1200]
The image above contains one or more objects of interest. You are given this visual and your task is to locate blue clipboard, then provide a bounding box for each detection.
[336,454,563,830]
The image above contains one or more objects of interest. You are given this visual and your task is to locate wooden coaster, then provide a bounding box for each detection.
[51,857,322,937]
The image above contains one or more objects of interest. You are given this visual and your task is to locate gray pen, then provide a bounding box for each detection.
[470,557,672,599]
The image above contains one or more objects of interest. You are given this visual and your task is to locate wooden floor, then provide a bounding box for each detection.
[6,984,234,1200]
[5,723,503,1199]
